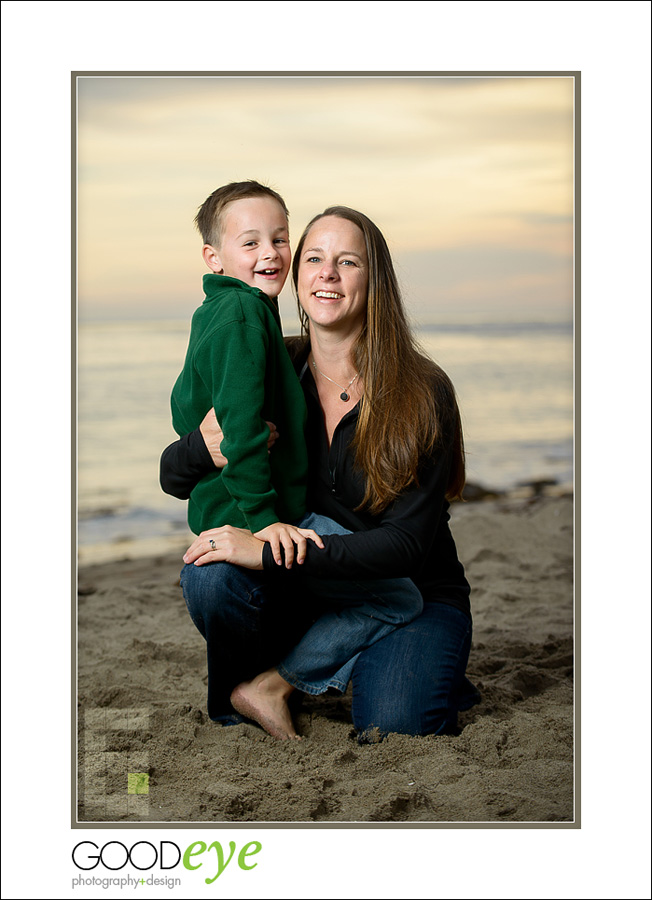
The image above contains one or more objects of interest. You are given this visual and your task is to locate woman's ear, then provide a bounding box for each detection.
[202,244,224,274]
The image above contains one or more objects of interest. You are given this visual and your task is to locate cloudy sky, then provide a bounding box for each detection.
[77,74,574,324]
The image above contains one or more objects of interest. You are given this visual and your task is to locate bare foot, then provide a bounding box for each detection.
[230,670,299,740]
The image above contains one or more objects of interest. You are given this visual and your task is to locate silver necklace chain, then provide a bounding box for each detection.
[311,358,360,402]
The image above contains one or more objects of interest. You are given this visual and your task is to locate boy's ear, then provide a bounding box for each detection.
[202,244,224,274]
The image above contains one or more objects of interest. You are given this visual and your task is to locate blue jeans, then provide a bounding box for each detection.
[180,517,479,736]
[279,513,423,694]
[181,513,422,702]
[181,560,306,725]
[351,601,479,741]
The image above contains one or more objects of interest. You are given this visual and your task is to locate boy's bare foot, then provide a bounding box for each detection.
[230,670,299,740]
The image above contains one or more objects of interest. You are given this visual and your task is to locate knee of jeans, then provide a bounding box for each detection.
[181,562,266,618]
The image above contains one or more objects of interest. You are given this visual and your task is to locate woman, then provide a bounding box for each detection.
[161,206,479,740]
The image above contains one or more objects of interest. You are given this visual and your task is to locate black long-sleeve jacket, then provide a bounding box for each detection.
[160,345,471,617]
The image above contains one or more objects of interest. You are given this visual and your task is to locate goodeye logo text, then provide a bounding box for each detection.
[72,839,262,886]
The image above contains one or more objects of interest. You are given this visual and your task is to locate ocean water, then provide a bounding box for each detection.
[77,316,573,564]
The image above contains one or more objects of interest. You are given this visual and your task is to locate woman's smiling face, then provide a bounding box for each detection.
[297,216,369,336]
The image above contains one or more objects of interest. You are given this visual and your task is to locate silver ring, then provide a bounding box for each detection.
[209,539,217,550]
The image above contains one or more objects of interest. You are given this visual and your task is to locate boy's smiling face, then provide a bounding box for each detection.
[203,196,291,298]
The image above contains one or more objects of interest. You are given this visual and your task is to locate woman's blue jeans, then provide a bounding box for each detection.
[351,601,478,740]
[180,515,479,737]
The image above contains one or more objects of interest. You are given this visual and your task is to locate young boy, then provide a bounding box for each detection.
[170,181,317,565]
[168,181,422,738]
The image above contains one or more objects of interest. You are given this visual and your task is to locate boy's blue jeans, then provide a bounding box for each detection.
[277,513,423,694]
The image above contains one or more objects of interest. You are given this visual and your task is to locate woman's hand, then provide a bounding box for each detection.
[183,526,266,569]
[254,522,325,568]
[200,408,279,468]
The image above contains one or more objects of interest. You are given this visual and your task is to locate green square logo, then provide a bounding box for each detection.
[127,773,149,794]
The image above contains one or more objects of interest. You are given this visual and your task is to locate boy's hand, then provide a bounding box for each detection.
[184,526,265,569]
[200,408,279,468]
[254,522,324,568]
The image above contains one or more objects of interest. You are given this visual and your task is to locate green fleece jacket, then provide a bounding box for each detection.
[171,274,308,535]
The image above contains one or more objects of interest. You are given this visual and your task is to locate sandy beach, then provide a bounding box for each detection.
[77,493,574,824]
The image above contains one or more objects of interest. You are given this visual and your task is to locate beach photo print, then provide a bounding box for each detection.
[75,72,576,827]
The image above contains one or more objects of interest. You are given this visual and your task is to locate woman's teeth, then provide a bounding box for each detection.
[315,291,343,299]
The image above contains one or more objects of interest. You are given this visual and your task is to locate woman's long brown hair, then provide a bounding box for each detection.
[292,206,465,514]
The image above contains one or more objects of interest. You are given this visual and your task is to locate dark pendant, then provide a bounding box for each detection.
[340,392,349,401]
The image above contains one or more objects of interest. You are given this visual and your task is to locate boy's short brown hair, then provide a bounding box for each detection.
[195,181,289,248]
